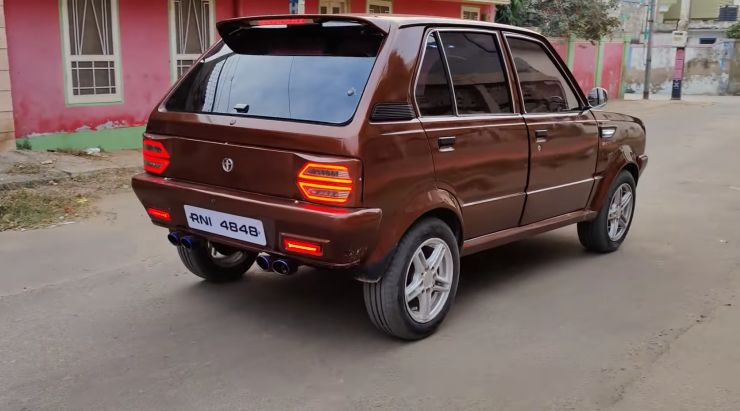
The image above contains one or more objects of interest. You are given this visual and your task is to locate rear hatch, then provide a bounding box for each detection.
[146,17,386,202]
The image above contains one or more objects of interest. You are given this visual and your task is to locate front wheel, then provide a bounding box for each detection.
[363,218,460,340]
[177,240,257,283]
[578,171,637,253]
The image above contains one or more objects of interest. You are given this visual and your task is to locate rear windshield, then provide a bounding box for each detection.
[165,23,384,125]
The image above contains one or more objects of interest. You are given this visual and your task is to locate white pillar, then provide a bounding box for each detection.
[0,0,16,152]
[677,0,691,31]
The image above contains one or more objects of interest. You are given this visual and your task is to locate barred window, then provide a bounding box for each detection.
[61,0,122,104]
[170,0,215,79]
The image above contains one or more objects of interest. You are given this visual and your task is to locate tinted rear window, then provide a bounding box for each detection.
[165,23,384,125]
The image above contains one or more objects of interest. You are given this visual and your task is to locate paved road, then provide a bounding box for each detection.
[2,98,740,411]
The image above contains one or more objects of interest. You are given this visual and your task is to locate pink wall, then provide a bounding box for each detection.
[601,42,624,98]
[5,0,287,138]
[571,41,597,93]
[6,0,171,137]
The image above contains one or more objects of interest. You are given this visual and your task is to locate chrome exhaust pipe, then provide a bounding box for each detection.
[271,258,299,275]
[167,232,182,247]
[255,254,273,272]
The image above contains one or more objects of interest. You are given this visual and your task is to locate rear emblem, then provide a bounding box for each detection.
[222,158,234,173]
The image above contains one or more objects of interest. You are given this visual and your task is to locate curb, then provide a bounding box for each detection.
[0,166,143,190]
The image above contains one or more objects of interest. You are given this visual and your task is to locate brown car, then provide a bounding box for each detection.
[132,15,648,340]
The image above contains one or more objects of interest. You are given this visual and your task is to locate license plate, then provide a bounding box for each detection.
[184,205,267,246]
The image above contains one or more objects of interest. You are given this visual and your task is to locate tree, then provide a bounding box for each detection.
[523,0,621,41]
[495,0,530,26]
[728,22,740,39]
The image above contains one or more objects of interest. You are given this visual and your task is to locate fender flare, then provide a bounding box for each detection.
[589,145,641,212]
[354,188,463,283]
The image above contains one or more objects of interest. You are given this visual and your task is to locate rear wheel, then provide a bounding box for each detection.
[578,171,636,253]
[177,240,257,283]
[363,218,460,340]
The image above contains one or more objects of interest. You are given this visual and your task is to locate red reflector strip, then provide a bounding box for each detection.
[256,18,308,26]
[283,238,323,257]
[147,208,171,221]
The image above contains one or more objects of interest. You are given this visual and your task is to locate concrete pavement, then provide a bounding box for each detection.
[1,97,740,410]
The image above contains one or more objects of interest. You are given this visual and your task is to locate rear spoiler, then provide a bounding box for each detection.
[217,14,392,40]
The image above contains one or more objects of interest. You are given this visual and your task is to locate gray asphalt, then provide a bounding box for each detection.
[2,97,740,411]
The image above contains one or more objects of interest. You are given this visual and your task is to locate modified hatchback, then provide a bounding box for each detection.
[133,15,648,340]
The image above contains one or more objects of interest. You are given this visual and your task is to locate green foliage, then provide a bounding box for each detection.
[495,0,530,26]
[728,22,740,39]
[16,139,32,150]
[526,0,621,40]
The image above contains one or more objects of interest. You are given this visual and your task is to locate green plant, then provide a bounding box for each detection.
[527,0,621,40]
[728,22,740,39]
[496,0,530,26]
[16,139,32,150]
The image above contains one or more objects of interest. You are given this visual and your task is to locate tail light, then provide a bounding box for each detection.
[283,238,323,257]
[146,207,171,221]
[297,163,355,205]
[143,137,170,175]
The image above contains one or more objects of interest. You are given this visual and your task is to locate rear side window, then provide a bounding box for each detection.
[507,37,581,113]
[165,23,384,125]
[414,34,454,117]
[439,32,513,115]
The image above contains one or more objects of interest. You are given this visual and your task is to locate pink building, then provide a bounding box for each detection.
[2,0,503,151]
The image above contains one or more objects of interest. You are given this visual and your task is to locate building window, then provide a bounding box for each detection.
[461,5,481,20]
[169,0,216,79]
[60,0,122,104]
[367,0,392,14]
[319,1,348,14]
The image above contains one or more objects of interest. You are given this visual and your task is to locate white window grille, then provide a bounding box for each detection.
[169,0,216,80]
[61,0,122,104]
[319,0,348,14]
[367,0,392,14]
[462,5,481,20]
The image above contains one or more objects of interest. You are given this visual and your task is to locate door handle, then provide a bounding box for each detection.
[535,129,548,144]
[438,136,456,152]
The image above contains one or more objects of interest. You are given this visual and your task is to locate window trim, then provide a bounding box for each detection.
[461,5,481,20]
[503,32,588,115]
[168,0,217,82]
[59,0,123,106]
[412,28,517,119]
[367,0,392,13]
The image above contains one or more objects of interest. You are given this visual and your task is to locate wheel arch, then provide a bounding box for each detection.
[355,188,463,283]
[589,159,640,212]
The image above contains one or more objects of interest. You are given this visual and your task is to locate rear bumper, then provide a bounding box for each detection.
[132,173,383,268]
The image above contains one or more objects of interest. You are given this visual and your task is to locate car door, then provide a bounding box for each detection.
[414,29,530,239]
[504,34,599,225]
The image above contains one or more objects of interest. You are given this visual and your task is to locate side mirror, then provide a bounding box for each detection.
[588,87,608,108]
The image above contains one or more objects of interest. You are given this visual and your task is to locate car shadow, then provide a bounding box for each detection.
[178,230,591,343]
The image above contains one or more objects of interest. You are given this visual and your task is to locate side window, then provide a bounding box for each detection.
[415,34,454,117]
[438,32,513,114]
[507,37,581,113]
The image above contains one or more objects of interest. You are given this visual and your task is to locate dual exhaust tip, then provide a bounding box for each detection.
[256,254,298,275]
[168,232,298,275]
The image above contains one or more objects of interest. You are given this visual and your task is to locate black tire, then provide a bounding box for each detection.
[578,171,637,253]
[363,218,460,340]
[177,240,257,283]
